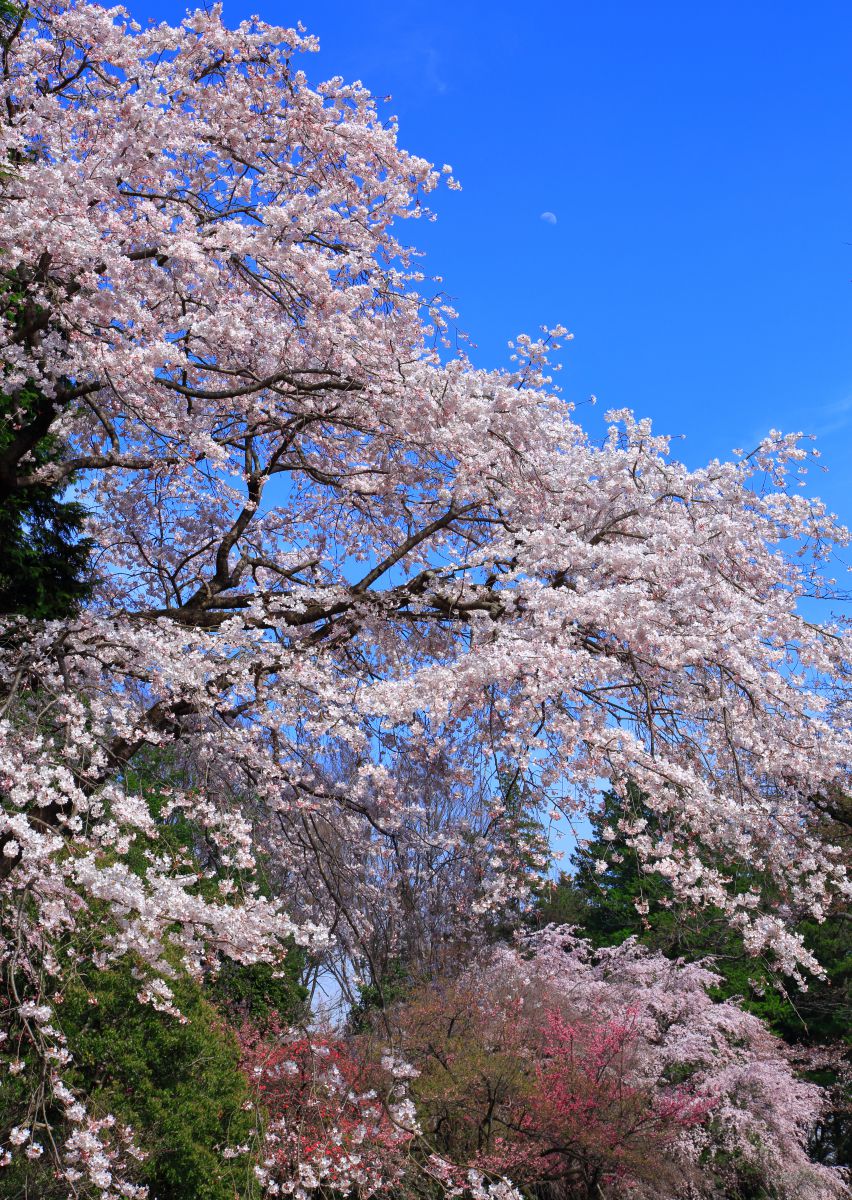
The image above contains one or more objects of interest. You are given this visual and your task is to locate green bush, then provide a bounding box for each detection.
[60,963,258,1200]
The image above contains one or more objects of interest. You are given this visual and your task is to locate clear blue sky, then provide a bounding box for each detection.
[138,0,852,520]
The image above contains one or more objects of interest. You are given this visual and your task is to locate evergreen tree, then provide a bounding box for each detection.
[0,395,94,619]
[0,269,93,618]
[62,965,258,1200]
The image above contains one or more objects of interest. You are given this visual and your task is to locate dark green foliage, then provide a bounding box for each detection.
[209,957,309,1029]
[0,745,312,1199]
[61,964,257,1200]
[122,748,311,1030]
[0,958,260,1200]
[0,0,19,32]
[0,454,93,620]
[1,741,312,1199]
[544,789,851,1041]
[0,280,94,621]
[348,957,410,1033]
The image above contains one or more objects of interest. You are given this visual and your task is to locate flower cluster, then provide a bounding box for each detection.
[239,1025,416,1198]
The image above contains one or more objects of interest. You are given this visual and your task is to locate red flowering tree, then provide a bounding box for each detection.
[495,1008,714,1188]
[238,1022,416,1197]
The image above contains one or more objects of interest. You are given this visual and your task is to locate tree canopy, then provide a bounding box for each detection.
[0,2,850,1195]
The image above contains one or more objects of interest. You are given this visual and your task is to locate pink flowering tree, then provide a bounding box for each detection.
[0,0,850,1191]
[389,930,847,1199]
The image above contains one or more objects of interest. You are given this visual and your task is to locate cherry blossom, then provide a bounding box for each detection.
[238,1022,416,1199]
[390,930,847,1199]
[1,1,851,1191]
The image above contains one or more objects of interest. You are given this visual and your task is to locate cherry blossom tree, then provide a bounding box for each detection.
[238,1020,418,1198]
[388,930,848,1199]
[1,0,851,1191]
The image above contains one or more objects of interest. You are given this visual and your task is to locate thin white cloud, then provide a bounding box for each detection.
[747,394,852,446]
[540,211,558,225]
[810,394,852,438]
[423,46,448,95]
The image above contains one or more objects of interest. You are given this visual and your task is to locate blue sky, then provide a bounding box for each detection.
[139,0,852,516]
